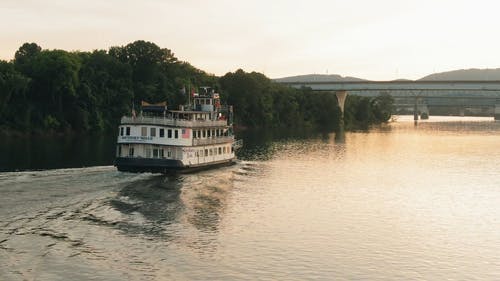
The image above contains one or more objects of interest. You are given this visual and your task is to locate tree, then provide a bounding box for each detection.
[77,50,133,130]
[29,50,82,130]
[0,61,30,129]
[2,41,391,134]
[371,92,394,122]
[109,40,178,104]
[14,42,42,75]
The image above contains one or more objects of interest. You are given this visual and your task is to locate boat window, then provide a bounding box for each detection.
[223,147,226,154]
[218,147,222,155]
[150,128,156,137]
[205,149,208,156]
[128,147,134,157]
[212,129,215,137]
[126,127,130,136]
[174,130,178,139]
[168,129,172,138]
[159,128,164,138]
[207,130,211,137]
[202,130,206,138]
[153,149,159,158]
[120,127,124,136]
[193,130,197,139]
[167,150,172,158]
[141,127,147,137]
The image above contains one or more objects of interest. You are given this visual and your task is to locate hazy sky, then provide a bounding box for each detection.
[2,0,500,80]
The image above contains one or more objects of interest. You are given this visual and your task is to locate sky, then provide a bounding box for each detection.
[2,0,500,80]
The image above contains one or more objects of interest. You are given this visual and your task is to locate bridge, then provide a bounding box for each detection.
[278,80,500,120]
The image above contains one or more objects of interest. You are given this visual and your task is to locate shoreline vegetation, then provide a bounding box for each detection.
[0,40,393,137]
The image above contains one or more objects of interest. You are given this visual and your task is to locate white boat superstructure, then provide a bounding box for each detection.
[114,88,239,173]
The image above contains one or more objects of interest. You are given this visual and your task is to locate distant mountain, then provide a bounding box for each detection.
[275,68,500,83]
[419,68,500,81]
[274,74,366,83]
[390,79,413,82]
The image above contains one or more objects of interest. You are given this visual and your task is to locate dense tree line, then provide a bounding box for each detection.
[220,69,394,130]
[0,41,393,135]
[0,41,215,134]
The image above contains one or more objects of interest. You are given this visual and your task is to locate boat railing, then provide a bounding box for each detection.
[192,136,234,146]
[121,116,227,127]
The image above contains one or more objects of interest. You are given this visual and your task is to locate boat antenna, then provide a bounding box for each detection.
[132,100,136,119]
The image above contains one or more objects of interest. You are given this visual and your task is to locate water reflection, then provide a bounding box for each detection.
[108,175,182,238]
[334,130,345,143]
[236,127,347,161]
[0,133,116,171]
[181,169,237,233]
[106,167,237,251]
[2,116,500,280]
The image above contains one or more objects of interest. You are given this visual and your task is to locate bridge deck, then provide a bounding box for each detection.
[281,80,500,91]
[279,80,500,110]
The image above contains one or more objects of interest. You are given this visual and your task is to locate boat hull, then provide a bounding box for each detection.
[114,157,235,174]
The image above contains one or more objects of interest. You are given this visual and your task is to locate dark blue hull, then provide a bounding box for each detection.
[114,157,234,174]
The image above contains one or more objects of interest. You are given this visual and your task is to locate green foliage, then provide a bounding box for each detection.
[220,70,274,127]
[77,50,133,130]
[0,61,31,129]
[1,41,217,134]
[220,69,392,130]
[344,94,394,130]
[220,70,344,130]
[371,93,394,122]
[42,115,61,130]
[0,41,393,135]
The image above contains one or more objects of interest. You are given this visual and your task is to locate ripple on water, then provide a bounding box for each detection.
[1,120,500,280]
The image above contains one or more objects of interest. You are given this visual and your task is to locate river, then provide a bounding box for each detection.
[1,116,499,280]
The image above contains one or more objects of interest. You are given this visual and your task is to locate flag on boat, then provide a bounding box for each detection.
[182,129,190,138]
[191,87,197,97]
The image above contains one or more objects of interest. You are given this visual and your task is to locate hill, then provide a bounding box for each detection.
[274,74,366,83]
[419,68,500,81]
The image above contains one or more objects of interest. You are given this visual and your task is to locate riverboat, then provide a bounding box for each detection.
[114,88,241,173]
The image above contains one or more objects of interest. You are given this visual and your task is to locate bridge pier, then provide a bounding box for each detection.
[459,107,465,117]
[420,104,429,119]
[335,91,347,115]
[495,105,500,120]
[335,91,347,141]
[413,97,419,121]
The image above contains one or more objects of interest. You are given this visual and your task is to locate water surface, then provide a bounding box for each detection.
[1,116,499,280]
